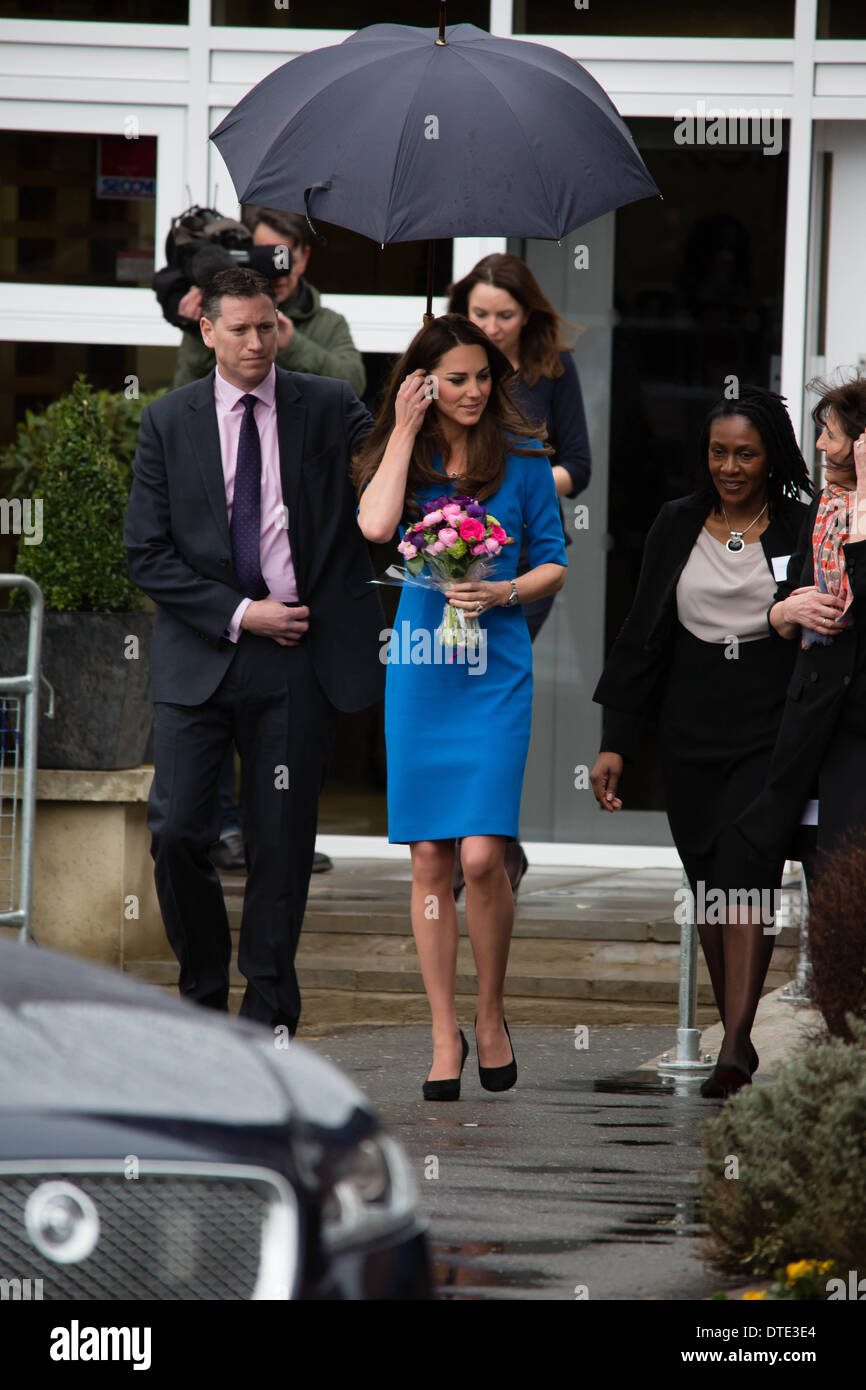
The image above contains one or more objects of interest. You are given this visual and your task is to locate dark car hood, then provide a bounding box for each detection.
[0,939,372,1133]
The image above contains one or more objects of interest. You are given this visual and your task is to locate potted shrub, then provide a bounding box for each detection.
[0,375,158,770]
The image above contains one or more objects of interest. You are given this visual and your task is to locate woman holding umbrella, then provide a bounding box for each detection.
[354,315,568,1100]
[589,386,813,1097]
[449,252,591,892]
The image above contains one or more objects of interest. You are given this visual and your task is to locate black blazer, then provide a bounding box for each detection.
[592,492,810,761]
[123,367,386,711]
[732,493,866,859]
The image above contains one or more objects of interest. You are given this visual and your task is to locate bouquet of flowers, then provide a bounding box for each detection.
[395,494,514,653]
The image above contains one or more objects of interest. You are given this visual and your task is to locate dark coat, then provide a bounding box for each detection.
[123,366,386,712]
[730,492,866,861]
[593,491,810,761]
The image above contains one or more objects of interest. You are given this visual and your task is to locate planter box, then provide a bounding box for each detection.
[0,611,153,770]
[6,767,164,967]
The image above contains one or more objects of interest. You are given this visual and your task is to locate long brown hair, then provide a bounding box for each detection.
[352,314,550,521]
[448,253,577,388]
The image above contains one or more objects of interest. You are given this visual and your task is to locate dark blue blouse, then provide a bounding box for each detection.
[511,350,591,567]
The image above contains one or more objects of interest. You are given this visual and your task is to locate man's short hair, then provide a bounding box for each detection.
[201,267,277,323]
[243,205,312,251]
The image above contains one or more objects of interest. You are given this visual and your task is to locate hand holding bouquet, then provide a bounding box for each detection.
[396,494,514,652]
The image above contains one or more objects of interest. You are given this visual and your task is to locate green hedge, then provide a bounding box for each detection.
[6,376,150,612]
[701,1023,866,1278]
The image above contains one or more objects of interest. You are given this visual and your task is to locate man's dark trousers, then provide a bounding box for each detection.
[147,630,336,1035]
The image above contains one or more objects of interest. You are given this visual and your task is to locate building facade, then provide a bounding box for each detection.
[1,0,865,850]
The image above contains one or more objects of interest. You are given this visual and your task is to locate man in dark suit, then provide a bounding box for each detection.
[124,267,384,1034]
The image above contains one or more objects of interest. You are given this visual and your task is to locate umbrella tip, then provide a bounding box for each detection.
[437,1,447,43]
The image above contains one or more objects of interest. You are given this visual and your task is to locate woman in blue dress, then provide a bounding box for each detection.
[354,316,568,1099]
[448,252,591,894]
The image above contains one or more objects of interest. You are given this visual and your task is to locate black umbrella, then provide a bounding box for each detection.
[211,6,659,318]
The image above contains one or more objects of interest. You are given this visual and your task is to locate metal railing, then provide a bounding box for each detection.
[0,576,52,944]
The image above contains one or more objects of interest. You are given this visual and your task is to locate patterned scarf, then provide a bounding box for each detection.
[802,484,856,648]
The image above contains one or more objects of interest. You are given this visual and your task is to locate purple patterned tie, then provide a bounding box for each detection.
[230,393,268,600]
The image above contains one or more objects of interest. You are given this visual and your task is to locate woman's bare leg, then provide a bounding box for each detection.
[461,834,514,1067]
[409,839,463,1080]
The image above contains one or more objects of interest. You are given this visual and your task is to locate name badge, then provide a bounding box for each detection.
[771,554,791,582]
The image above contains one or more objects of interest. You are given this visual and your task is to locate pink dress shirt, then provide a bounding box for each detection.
[213,364,299,642]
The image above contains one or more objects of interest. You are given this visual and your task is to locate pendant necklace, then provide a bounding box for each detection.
[721,500,768,554]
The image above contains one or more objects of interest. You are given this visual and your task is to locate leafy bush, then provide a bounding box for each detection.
[10,375,143,612]
[1,382,165,500]
[700,1023,866,1277]
[805,834,866,1041]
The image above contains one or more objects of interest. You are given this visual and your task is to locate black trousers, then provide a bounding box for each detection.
[147,631,337,1035]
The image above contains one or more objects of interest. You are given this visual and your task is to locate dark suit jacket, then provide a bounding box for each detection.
[731,492,866,859]
[123,367,386,711]
[592,491,810,761]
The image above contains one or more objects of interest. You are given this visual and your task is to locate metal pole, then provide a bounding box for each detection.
[780,862,811,1003]
[658,870,713,1075]
[0,575,47,944]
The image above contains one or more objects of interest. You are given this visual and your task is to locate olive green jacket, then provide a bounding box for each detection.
[171,278,366,397]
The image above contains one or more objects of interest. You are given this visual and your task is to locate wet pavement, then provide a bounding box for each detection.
[303,1022,751,1301]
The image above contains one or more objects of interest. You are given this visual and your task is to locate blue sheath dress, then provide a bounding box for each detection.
[384,445,568,844]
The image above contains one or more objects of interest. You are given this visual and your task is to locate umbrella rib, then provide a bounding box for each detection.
[446,45,579,234]
[381,42,449,244]
[221,42,429,211]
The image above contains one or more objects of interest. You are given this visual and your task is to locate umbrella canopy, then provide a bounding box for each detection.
[210,21,659,246]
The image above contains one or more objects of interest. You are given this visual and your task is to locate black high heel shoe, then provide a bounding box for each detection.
[474,1016,517,1092]
[422,1030,469,1102]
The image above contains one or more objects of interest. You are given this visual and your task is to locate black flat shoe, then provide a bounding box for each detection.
[505,843,529,897]
[700,1043,759,1098]
[452,838,465,902]
[715,1063,752,1098]
[701,1063,752,1099]
[422,1030,469,1102]
[475,1016,517,1092]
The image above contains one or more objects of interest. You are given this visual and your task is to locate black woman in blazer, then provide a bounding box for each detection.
[590,387,813,1097]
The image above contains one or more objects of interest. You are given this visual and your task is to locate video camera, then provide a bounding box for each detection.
[153,205,292,333]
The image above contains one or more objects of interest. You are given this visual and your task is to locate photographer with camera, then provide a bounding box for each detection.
[161,204,366,398]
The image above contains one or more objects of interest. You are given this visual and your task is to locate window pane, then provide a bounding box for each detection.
[514,0,794,38]
[1,132,156,288]
[817,0,866,38]
[0,0,186,19]
[213,1,490,27]
[272,217,453,297]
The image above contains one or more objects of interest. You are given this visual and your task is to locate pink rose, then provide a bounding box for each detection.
[400,542,418,559]
[490,524,507,544]
[442,504,462,519]
[485,538,501,555]
[471,543,487,556]
[460,518,485,542]
[430,540,447,553]
[439,527,459,546]
[422,509,444,526]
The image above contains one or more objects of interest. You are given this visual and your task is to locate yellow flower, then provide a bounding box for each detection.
[817,1261,834,1274]
[743,1291,766,1300]
[785,1260,813,1284]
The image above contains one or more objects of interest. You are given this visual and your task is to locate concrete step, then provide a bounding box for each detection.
[127,948,793,1007]
[125,860,803,1026]
[133,980,721,1031]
